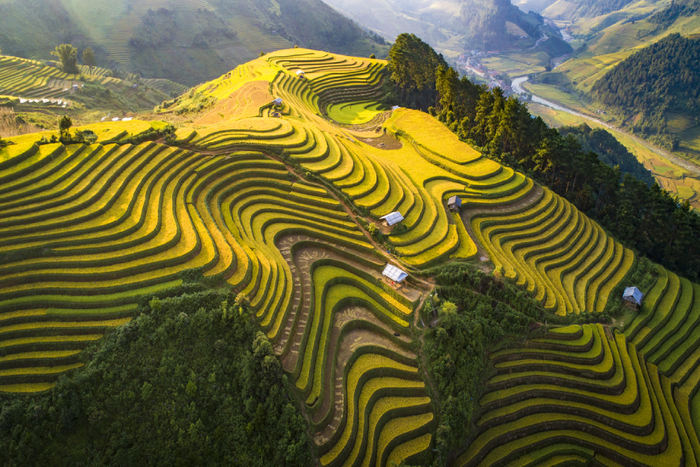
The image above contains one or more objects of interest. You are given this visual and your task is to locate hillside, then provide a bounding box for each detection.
[559,123,656,186]
[1,46,700,466]
[0,0,387,86]
[0,53,188,138]
[590,34,700,149]
[321,0,550,55]
[542,0,650,20]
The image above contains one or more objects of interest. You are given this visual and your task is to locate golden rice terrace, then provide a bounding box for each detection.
[1,49,700,466]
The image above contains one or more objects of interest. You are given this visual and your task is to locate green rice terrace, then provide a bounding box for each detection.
[0,53,187,111]
[2,48,700,465]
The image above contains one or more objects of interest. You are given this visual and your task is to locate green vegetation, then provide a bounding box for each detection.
[542,0,637,20]
[559,123,655,186]
[51,44,79,74]
[0,52,183,118]
[0,290,313,466]
[426,265,546,458]
[453,325,696,467]
[81,46,96,73]
[591,34,700,151]
[321,0,556,55]
[3,37,700,467]
[529,104,700,211]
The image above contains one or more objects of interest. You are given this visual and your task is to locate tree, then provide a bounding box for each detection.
[58,115,73,144]
[82,47,96,73]
[52,44,79,74]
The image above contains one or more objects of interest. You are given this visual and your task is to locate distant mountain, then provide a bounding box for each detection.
[541,0,644,20]
[590,33,700,150]
[512,0,558,14]
[0,0,388,86]
[321,0,548,54]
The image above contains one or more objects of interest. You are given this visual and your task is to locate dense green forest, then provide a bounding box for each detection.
[591,34,700,147]
[424,263,618,464]
[458,0,536,48]
[649,0,700,26]
[0,287,312,466]
[558,123,655,186]
[385,33,700,281]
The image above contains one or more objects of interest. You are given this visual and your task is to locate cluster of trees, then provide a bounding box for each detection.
[386,33,700,281]
[51,44,96,74]
[425,264,613,464]
[591,34,700,142]
[385,34,447,110]
[650,0,700,26]
[426,265,544,462]
[559,123,655,186]
[0,288,312,466]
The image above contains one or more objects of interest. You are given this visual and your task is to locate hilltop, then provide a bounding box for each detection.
[321,0,568,55]
[0,0,388,86]
[1,45,700,467]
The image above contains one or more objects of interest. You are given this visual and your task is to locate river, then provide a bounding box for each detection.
[511,76,700,178]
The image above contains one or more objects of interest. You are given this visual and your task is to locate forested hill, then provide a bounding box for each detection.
[590,34,700,143]
[558,124,655,187]
[0,0,388,86]
[458,0,540,48]
[649,0,700,26]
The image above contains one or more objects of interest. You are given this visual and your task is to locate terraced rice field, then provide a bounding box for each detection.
[0,54,184,107]
[0,55,86,100]
[471,187,634,315]
[455,324,699,466]
[8,47,700,465]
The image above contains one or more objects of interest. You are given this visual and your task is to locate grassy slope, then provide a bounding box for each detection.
[4,46,700,465]
[0,0,388,86]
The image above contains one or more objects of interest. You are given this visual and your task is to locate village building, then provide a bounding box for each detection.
[448,196,462,212]
[380,212,404,227]
[383,264,408,285]
[622,287,644,308]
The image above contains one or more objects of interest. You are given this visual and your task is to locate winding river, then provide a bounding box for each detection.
[511,76,700,178]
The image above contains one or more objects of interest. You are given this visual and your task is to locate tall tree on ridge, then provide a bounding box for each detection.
[82,47,96,73]
[52,44,79,74]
